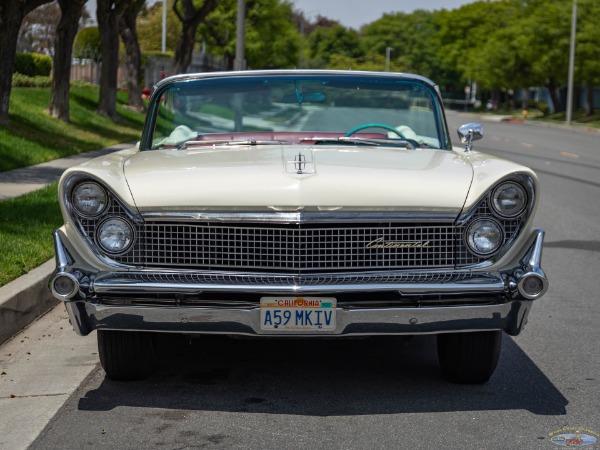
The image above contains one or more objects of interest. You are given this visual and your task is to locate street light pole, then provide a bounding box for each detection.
[385,47,394,72]
[566,0,577,125]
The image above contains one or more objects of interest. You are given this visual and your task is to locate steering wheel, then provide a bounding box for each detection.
[345,123,406,138]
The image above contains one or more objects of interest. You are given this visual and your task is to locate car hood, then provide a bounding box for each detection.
[122,145,474,214]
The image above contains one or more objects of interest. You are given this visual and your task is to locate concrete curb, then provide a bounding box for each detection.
[0,260,58,346]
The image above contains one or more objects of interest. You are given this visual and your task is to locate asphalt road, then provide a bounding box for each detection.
[20,111,600,449]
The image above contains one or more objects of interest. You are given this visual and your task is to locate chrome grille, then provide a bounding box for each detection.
[126,222,455,271]
[76,197,522,272]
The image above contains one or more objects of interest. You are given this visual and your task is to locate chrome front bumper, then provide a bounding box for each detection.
[50,228,547,338]
[63,298,533,337]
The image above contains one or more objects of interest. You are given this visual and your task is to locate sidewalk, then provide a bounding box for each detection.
[0,143,134,201]
[0,143,133,346]
[450,109,600,135]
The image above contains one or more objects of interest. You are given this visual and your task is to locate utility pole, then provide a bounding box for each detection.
[566,0,577,125]
[233,0,246,131]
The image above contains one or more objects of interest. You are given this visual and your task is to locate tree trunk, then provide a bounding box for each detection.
[119,0,145,111]
[586,82,595,116]
[0,0,52,125]
[173,22,197,74]
[172,0,218,74]
[49,0,86,121]
[96,0,125,120]
[547,78,562,114]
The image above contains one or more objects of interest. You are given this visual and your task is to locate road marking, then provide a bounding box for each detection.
[560,151,580,159]
[492,136,501,142]
[521,143,534,149]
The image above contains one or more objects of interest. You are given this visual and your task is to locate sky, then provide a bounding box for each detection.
[86,0,476,29]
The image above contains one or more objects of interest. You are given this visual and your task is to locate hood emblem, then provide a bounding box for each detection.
[366,237,431,249]
[285,150,315,175]
[294,152,306,173]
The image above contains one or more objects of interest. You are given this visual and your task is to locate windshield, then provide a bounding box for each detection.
[145,73,449,150]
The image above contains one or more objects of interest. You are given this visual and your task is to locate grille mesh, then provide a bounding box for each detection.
[77,197,523,272]
[132,222,454,271]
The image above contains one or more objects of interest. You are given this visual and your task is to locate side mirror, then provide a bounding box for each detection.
[457,123,483,152]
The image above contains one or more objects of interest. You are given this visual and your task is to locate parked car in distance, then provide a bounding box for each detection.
[50,70,548,383]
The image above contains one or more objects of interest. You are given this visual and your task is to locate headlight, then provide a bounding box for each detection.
[465,219,504,256]
[72,182,108,217]
[97,218,134,254]
[491,182,527,218]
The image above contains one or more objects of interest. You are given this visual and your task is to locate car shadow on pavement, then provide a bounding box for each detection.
[78,334,567,416]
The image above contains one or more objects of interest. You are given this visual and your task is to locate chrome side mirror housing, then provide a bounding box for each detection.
[457,123,483,152]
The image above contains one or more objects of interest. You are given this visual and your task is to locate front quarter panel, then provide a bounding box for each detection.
[58,147,140,222]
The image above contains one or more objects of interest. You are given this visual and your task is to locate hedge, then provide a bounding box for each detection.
[11,73,52,87]
[14,53,52,77]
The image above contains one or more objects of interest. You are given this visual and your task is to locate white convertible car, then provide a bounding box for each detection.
[50,70,548,383]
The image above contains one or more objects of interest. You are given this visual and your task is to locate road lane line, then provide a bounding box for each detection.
[560,151,580,159]
[521,143,534,149]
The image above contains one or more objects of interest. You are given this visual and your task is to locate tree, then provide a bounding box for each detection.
[515,0,572,112]
[307,24,362,67]
[200,0,299,70]
[119,0,146,110]
[96,0,127,119]
[244,0,300,69]
[577,0,600,115]
[137,1,180,52]
[49,0,88,121]
[361,10,452,82]
[172,0,218,74]
[0,0,53,125]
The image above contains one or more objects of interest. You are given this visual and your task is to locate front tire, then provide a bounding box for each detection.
[437,330,502,384]
[97,330,157,381]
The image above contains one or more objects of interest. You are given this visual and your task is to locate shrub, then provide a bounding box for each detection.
[74,27,102,62]
[14,53,52,77]
[11,73,52,87]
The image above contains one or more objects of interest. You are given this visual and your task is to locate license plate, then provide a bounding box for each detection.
[260,297,336,331]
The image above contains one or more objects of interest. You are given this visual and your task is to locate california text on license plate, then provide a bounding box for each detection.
[260,297,336,331]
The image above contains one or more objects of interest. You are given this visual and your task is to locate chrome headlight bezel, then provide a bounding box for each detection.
[490,181,528,218]
[464,218,505,257]
[96,217,136,255]
[71,181,108,218]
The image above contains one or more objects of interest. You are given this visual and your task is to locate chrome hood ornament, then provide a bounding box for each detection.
[285,149,315,175]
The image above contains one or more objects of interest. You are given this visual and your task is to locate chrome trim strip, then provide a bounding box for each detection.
[53,230,72,272]
[91,270,505,295]
[64,299,533,337]
[140,211,459,224]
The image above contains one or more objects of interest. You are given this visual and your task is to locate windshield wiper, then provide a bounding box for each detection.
[176,139,290,150]
[308,136,415,149]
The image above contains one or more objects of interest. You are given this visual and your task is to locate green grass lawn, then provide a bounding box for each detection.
[0,86,146,172]
[0,183,62,287]
[0,86,147,287]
